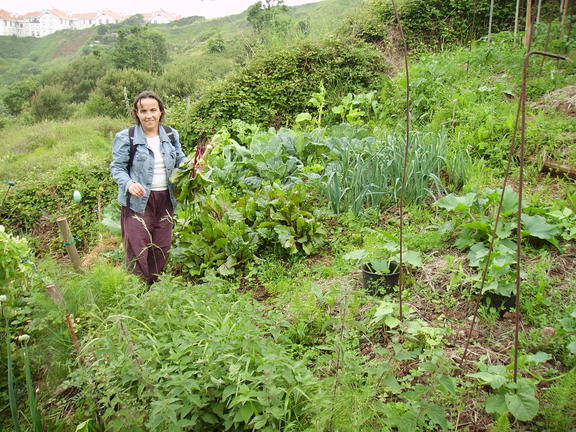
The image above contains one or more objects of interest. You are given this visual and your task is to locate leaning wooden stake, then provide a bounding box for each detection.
[562,0,570,26]
[459,50,568,372]
[487,0,495,41]
[56,217,82,273]
[524,0,533,47]
[514,0,521,42]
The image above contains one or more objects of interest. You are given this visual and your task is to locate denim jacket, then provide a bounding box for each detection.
[110,124,188,214]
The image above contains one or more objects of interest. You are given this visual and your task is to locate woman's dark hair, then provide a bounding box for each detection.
[132,90,165,124]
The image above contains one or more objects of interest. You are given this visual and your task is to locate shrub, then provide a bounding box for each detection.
[3,79,39,116]
[174,37,388,143]
[48,54,112,103]
[207,36,225,53]
[157,63,199,99]
[0,163,116,255]
[85,68,154,118]
[30,85,73,122]
[344,0,517,50]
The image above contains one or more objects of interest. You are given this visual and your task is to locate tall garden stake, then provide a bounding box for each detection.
[458,84,523,370]
[458,49,568,371]
[390,0,411,321]
[538,20,554,76]
[524,0,533,47]
[514,50,568,381]
[514,0,521,43]
[487,0,495,42]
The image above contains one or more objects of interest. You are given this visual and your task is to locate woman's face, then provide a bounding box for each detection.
[136,97,161,136]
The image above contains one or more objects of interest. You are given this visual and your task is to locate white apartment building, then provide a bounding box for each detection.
[0,8,180,37]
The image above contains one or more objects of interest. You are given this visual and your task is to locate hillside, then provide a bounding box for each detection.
[0,28,95,89]
[0,0,358,95]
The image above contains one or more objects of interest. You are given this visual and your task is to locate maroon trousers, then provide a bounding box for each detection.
[121,190,174,284]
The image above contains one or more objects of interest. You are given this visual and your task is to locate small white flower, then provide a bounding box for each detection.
[0,295,7,302]
[17,334,30,342]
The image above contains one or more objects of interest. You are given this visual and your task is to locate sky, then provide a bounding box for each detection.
[4,0,322,18]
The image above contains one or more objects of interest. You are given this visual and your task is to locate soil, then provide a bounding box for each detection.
[533,85,576,117]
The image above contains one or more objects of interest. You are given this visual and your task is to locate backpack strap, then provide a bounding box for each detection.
[162,124,177,148]
[126,126,136,210]
[127,126,136,175]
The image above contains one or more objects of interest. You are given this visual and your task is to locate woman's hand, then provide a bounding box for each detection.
[128,182,146,198]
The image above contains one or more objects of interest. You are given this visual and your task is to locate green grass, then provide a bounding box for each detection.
[0,117,126,182]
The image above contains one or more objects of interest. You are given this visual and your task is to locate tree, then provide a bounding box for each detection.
[30,85,72,122]
[247,0,289,33]
[85,68,154,118]
[50,54,111,103]
[110,26,168,75]
[3,79,39,116]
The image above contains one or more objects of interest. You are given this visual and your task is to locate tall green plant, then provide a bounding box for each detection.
[323,131,448,215]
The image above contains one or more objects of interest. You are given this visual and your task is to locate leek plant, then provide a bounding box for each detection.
[323,131,451,215]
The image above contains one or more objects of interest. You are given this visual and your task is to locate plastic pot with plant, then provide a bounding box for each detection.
[344,229,422,295]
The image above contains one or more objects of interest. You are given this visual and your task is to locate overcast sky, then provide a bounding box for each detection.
[5,0,322,18]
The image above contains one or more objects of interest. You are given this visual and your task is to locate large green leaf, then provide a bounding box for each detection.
[521,214,560,246]
[485,393,507,415]
[467,242,489,267]
[426,405,448,430]
[435,192,476,211]
[468,371,506,389]
[343,249,369,262]
[505,381,539,421]
[485,187,518,215]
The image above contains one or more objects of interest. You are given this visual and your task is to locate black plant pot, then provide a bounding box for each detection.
[482,292,517,316]
[361,262,400,296]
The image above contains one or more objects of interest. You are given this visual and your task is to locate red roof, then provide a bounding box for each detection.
[101,9,123,20]
[72,12,98,19]
[25,11,42,18]
[49,8,70,19]
[0,9,14,20]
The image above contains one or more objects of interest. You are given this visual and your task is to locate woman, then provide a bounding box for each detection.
[110,90,188,284]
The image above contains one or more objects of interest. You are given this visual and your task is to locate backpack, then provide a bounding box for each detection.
[126,124,177,175]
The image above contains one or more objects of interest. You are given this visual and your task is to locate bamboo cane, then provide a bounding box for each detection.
[56,217,82,273]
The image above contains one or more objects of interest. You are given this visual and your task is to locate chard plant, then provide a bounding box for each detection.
[331,91,382,126]
[206,128,304,191]
[295,82,326,129]
[174,182,325,277]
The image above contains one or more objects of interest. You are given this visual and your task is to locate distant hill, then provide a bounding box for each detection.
[0,0,360,94]
[0,28,94,88]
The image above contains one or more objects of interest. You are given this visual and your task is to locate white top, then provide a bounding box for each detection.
[146,136,168,191]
